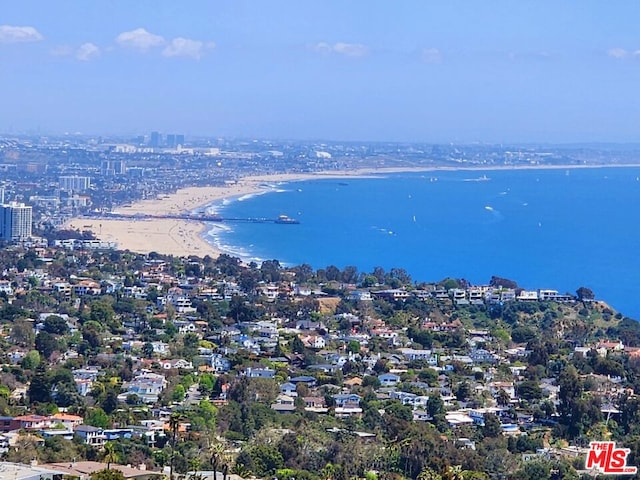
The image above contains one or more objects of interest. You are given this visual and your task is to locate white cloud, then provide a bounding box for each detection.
[312,42,369,58]
[312,42,333,54]
[50,45,73,57]
[333,42,368,57]
[76,43,100,61]
[607,48,628,59]
[116,28,165,51]
[162,37,212,60]
[0,25,43,43]
[421,47,442,64]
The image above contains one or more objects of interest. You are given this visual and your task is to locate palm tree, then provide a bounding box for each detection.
[231,462,251,479]
[442,465,464,480]
[103,441,118,470]
[169,413,182,480]
[321,463,337,480]
[417,467,442,480]
[210,443,225,480]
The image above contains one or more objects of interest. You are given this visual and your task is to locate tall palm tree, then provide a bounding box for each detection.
[103,441,118,470]
[209,443,226,480]
[169,413,182,480]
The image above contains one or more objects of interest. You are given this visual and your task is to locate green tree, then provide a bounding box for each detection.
[427,394,445,417]
[558,365,583,418]
[85,407,110,428]
[35,331,59,359]
[291,336,306,354]
[90,300,116,329]
[142,342,155,358]
[199,373,216,397]
[28,365,52,403]
[241,444,284,477]
[455,381,472,402]
[517,380,543,401]
[516,460,551,480]
[103,441,119,469]
[11,319,35,347]
[417,467,442,480]
[496,389,510,407]
[483,413,502,438]
[173,384,186,402]
[43,315,69,335]
[576,287,595,301]
[21,350,41,370]
[90,469,125,480]
[347,340,361,354]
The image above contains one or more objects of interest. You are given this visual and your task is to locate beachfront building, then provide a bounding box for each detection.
[0,202,32,241]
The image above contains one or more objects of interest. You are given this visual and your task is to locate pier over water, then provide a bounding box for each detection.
[86,212,300,224]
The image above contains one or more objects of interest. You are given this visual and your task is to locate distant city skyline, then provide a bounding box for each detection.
[2,1,640,143]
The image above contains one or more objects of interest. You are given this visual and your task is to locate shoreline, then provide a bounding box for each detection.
[65,163,640,258]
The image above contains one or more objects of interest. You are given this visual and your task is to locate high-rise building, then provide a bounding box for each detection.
[101,160,114,176]
[176,134,185,146]
[112,160,126,175]
[149,131,161,147]
[166,134,176,148]
[0,187,5,204]
[0,202,32,241]
[59,176,91,191]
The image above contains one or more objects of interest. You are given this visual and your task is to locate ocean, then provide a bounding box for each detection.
[204,167,640,319]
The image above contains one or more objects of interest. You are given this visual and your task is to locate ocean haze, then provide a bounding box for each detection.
[206,167,640,318]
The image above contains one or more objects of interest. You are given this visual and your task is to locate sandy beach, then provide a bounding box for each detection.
[65,163,640,258]
[64,168,430,258]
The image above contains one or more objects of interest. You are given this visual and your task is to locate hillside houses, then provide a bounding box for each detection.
[0,242,636,479]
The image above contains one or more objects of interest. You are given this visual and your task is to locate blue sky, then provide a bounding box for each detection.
[2,1,640,143]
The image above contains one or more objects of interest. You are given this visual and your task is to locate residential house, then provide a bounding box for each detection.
[517,290,539,301]
[74,425,106,447]
[390,391,429,409]
[348,290,372,301]
[103,428,134,441]
[72,279,101,296]
[289,376,317,388]
[333,393,361,407]
[50,413,83,430]
[398,348,438,366]
[489,382,516,400]
[372,289,411,301]
[378,373,401,387]
[12,415,51,431]
[280,382,298,397]
[118,372,167,404]
[271,394,296,413]
[246,367,275,379]
[303,396,328,413]
[300,334,326,349]
[160,359,194,370]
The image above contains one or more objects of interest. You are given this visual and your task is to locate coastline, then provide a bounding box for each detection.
[65,163,640,258]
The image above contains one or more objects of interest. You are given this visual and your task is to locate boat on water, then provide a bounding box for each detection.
[464,174,491,182]
[275,214,300,224]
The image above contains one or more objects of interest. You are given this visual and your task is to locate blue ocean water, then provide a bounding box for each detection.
[204,168,640,318]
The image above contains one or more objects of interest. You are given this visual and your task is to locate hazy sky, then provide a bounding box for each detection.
[2,1,640,143]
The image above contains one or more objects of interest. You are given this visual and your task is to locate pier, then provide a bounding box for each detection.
[86,212,300,224]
